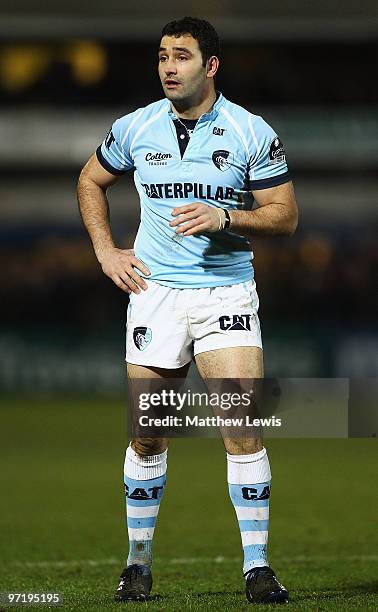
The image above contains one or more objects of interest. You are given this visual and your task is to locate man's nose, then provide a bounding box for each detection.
[164,58,177,74]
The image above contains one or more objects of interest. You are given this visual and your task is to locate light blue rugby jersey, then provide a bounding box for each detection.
[97,92,290,288]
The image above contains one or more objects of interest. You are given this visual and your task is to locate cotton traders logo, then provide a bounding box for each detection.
[145,151,172,166]
[269,137,286,164]
[212,150,233,171]
[133,327,152,351]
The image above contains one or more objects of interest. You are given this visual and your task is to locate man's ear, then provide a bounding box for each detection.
[206,56,219,78]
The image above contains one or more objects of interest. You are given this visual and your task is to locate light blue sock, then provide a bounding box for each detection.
[124,445,167,567]
[227,448,271,575]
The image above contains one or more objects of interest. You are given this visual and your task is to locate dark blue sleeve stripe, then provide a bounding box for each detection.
[96,146,127,176]
[250,171,291,190]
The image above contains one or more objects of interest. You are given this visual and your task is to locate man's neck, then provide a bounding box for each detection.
[171,89,217,120]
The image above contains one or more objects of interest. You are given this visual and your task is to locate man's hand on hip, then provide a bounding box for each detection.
[98,247,150,294]
[170,202,225,236]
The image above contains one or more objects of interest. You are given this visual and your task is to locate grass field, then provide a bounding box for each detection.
[0,397,377,611]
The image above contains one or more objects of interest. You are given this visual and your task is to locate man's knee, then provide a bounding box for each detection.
[224,437,263,455]
[131,437,168,456]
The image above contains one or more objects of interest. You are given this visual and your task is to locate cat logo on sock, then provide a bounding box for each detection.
[125,484,163,500]
[241,485,270,501]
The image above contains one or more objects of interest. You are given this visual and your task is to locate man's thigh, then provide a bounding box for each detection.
[127,363,190,455]
[195,347,264,454]
[195,346,263,378]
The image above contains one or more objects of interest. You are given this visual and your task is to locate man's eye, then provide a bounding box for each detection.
[159,56,167,62]
[179,56,188,61]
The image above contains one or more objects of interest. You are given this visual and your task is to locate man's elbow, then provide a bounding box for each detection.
[77,166,103,196]
[77,162,94,188]
[77,165,89,193]
[275,212,298,236]
[286,212,298,236]
[283,201,299,236]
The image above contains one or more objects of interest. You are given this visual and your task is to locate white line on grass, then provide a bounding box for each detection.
[12,555,378,568]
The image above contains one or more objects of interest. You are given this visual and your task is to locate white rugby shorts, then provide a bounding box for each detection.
[126,279,262,368]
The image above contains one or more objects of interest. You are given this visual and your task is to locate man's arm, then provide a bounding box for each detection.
[229,180,298,237]
[77,154,150,293]
[169,181,298,238]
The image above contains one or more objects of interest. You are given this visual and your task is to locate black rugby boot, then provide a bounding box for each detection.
[114,564,152,602]
[245,565,288,604]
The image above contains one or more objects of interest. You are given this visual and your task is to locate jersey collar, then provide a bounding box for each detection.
[167,91,224,123]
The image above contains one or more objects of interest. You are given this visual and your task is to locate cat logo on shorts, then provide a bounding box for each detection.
[133,326,152,351]
[219,314,252,331]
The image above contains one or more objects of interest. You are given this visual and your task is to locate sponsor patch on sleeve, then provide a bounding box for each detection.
[105,129,116,150]
[268,137,286,164]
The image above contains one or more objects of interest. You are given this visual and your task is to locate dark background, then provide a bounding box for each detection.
[0,0,377,393]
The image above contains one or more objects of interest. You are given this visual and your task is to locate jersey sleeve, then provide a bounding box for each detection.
[247,115,290,190]
[96,116,134,175]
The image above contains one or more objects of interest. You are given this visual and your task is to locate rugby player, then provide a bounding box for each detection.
[77,16,298,605]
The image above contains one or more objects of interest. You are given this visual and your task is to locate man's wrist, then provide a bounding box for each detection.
[95,243,115,263]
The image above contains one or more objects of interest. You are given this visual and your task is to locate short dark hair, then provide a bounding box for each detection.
[161,17,220,67]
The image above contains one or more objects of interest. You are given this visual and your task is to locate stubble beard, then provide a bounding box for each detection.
[162,79,205,112]
[163,83,189,103]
